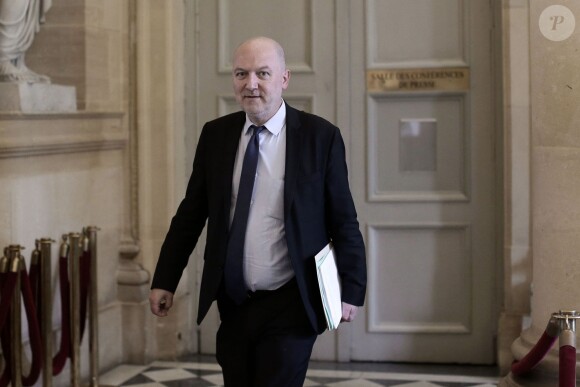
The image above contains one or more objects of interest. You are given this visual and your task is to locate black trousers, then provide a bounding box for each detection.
[216,278,318,387]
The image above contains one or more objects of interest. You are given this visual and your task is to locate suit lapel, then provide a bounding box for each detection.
[284,104,301,219]
[222,113,246,228]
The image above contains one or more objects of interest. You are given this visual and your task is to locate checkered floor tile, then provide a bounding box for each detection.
[100,360,500,387]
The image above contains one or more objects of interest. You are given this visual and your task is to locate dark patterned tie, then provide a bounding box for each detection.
[224,125,265,304]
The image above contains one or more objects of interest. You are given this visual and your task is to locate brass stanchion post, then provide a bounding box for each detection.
[40,238,55,387]
[0,248,8,385]
[0,247,7,272]
[8,245,24,387]
[68,233,82,387]
[87,227,98,387]
[85,226,111,387]
[30,241,40,303]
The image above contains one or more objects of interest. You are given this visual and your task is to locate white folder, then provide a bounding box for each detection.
[314,243,342,330]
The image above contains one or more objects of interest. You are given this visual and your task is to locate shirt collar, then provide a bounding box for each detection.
[244,101,286,136]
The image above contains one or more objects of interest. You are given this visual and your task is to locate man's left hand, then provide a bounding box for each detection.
[341,302,359,322]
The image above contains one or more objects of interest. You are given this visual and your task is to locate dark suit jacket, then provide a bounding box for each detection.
[151,103,367,333]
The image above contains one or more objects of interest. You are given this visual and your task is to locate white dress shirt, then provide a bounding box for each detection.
[230,102,294,291]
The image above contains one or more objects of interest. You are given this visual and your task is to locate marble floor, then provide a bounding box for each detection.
[100,355,501,387]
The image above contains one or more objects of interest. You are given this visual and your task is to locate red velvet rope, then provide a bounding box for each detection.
[0,272,18,332]
[28,260,40,310]
[0,269,12,387]
[559,345,576,387]
[0,322,11,387]
[0,265,44,386]
[511,328,558,376]
[19,267,43,386]
[0,238,94,385]
[52,247,91,374]
[52,255,71,376]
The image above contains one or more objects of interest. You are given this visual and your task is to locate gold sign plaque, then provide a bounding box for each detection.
[367,67,470,92]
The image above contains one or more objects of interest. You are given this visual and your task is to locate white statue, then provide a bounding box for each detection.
[0,0,52,83]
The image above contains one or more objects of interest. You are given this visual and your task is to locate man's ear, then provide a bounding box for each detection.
[282,69,291,89]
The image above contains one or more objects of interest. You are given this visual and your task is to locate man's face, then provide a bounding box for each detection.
[232,40,290,125]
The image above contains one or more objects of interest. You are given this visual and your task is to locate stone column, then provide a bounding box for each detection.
[502,1,580,386]
[133,0,197,361]
[498,0,532,374]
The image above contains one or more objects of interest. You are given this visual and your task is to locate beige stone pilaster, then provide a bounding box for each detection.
[132,0,197,361]
[502,1,580,385]
[498,0,532,374]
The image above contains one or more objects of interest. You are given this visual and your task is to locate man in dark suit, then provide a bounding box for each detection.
[149,36,366,387]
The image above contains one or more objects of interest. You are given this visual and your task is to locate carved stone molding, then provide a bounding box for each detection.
[0,111,126,159]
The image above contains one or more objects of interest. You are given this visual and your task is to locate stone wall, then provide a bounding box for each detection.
[0,0,133,383]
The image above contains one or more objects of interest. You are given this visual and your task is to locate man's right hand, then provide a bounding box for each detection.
[149,288,174,317]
